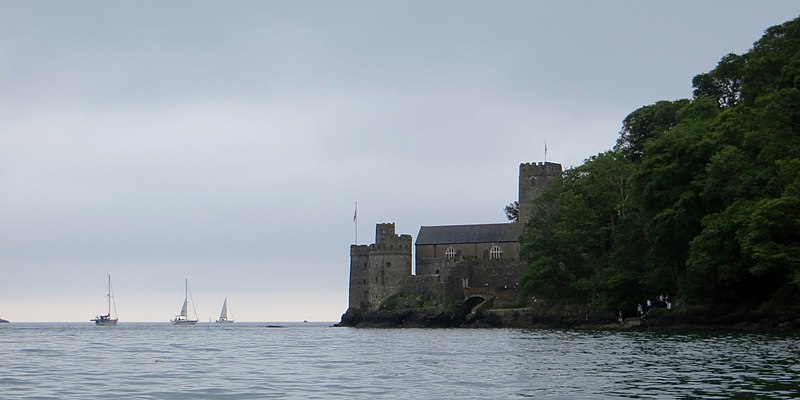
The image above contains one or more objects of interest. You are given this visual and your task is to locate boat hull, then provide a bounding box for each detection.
[92,314,118,326]
[171,319,198,325]
[215,319,234,323]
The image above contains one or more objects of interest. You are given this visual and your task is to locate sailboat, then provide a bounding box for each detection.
[91,275,118,326]
[215,298,234,323]
[171,279,199,325]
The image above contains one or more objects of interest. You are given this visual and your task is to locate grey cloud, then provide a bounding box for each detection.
[1,0,799,321]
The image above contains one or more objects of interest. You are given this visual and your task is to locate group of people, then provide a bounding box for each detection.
[617,294,674,323]
[637,294,672,316]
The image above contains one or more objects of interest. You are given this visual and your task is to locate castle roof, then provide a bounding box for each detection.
[415,223,524,246]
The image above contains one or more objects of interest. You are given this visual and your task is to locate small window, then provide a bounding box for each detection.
[386,261,391,268]
[490,245,502,260]
[445,247,456,260]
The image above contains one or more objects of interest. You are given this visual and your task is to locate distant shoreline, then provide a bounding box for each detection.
[0,321,335,325]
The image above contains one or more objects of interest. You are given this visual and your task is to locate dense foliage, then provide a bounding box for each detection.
[519,17,800,317]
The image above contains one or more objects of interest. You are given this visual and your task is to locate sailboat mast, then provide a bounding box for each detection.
[107,274,112,316]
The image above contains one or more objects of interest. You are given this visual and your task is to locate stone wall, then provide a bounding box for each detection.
[403,274,465,307]
[348,245,370,311]
[366,242,412,309]
[415,242,521,275]
[462,259,527,290]
[434,258,524,290]
[407,257,528,308]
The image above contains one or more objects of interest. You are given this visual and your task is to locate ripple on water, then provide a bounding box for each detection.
[0,323,799,399]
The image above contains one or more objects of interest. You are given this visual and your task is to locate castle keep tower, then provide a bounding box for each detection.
[518,162,562,223]
[348,223,412,311]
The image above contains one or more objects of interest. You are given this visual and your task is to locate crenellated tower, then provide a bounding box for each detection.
[347,223,412,311]
[518,162,562,223]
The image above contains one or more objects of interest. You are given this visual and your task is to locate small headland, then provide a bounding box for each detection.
[336,301,800,331]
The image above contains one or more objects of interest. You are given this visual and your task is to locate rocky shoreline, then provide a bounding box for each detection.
[335,306,619,329]
[336,305,800,331]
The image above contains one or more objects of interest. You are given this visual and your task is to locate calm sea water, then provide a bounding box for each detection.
[1,322,798,399]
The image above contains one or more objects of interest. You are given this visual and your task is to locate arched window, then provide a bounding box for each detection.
[490,245,502,260]
[445,247,456,260]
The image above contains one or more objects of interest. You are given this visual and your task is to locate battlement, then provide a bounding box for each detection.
[351,240,412,256]
[350,244,371,256]
[370,234,412,252]
[519,162,562,177]
[375,223,397,244]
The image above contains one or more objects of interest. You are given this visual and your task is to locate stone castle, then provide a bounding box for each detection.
[347,161,562,312]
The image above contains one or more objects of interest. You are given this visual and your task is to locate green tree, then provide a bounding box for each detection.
[615,100,690,161]
[692,53,745,108]
[520,152,644,310]
[686,88,800,308]
[519,16,800,319]
[739,17,800,104]
[632,98,720,294]
[504,201,519,222]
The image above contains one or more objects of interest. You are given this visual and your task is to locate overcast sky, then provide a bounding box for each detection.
[1,1,798,322]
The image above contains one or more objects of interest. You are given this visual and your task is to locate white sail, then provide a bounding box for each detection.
[215,298,234,323]
[92,274,119,326]
[219,298,228,320]
[172,279,198,325]
[180,299,188,317]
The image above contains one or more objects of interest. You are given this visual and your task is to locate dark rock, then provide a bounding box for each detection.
[336,302,800,330]
[462,312,502,328]
[620,317,642,329]
[335,308,464,328]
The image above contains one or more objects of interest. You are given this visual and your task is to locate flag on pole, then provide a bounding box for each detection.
[544,140,548,162]
[353,201,358,245]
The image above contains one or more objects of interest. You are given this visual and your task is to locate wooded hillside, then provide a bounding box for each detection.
[519,16,800,319]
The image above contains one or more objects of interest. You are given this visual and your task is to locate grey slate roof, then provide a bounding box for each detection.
[415,223,524,245]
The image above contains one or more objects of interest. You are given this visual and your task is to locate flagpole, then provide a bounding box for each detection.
[544,139,548,163]
[354,201,358,245]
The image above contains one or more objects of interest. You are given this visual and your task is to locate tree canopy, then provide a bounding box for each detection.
[519,16,800,318]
